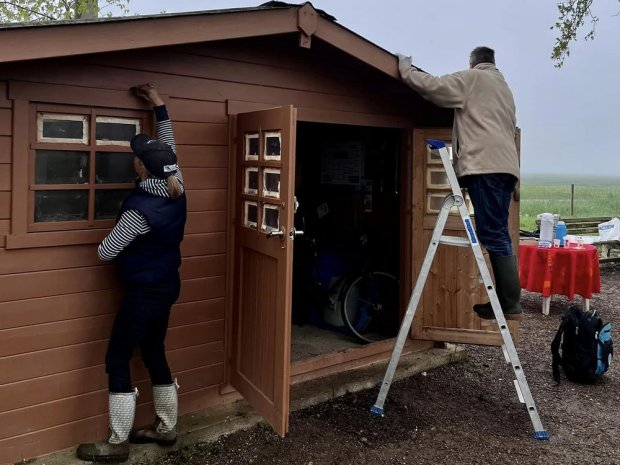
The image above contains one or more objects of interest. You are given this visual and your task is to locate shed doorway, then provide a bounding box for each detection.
[291,122,402,362]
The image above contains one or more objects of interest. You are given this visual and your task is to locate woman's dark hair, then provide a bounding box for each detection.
[470,46,495,67]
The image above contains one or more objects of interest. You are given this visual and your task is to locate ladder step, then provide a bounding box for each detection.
[439,236,471,247]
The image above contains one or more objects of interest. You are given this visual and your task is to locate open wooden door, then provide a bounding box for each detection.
[231,106,297,436]
[410,128,520,346]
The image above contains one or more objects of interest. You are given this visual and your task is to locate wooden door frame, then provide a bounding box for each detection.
[223,103,418,390]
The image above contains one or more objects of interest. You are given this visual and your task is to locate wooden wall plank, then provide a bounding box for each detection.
[0,108,11,135]
[179,254,225,280]
[174,121,228,146]
[170,298,225,327]
[0,314,114,357]
[166,97,227,123]
[0,266,117,303]
[0,319,224,385]
[0,289,124,330]
[178,276,226,303]
[0,136,10,163]
[181,232,227,257]
[0,384,226,465]
[0,363,224,442]
[0,164,9,191]
[186,189,227,211]
[0,189,10,224]
[0,312,224,358]
[0,244,101,275]
[86,47,365,98]
[0,190,9,219]
[5,60,401,117]
[0,219,8,248]
[0,81,10,108]
[0,260,226,302]
[0,342,224,413]
[182,167,228,190]
[185,211,227,234]
[177,145,228,168]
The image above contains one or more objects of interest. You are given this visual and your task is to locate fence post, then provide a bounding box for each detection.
[570,184,575,216]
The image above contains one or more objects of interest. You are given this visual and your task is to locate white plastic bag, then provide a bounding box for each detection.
[598,217,620,241]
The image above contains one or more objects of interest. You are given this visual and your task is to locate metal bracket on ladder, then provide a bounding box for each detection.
[370,139,549,441]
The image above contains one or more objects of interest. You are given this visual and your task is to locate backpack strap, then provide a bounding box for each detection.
[551,316,567,384]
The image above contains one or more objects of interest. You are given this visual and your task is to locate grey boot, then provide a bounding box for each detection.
[130,380,178,446]
[76,389,138,463]
[474,255,522,320]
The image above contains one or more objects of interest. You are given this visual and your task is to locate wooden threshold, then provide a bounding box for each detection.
[290,338,434,385]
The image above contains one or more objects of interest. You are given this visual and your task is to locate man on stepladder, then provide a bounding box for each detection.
[396,47,522,320]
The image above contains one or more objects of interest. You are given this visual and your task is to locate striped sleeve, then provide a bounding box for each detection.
[154,106,184,186]
[98,210,150,260]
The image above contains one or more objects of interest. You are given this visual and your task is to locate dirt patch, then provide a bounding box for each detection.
[138,263,620,465]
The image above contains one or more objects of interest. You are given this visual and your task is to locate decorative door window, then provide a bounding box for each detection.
[30,107,146,230]
[425,143,472,215]
[263,169,281,198]
[244,167,259,195]
[241,129,284,233]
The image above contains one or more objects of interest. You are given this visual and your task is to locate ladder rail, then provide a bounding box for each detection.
[371,140,549,440]
[371,195,455,414]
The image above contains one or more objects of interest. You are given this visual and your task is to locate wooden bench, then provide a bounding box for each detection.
[534,216,620,263]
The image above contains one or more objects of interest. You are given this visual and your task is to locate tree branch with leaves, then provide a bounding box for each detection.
[0,0,131,23]
[550,0,619,68]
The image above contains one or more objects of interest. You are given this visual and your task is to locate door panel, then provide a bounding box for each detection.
[410,129,520,345]
[231,106,296,435]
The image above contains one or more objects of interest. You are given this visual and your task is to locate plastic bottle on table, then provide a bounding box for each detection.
[538,213,554,248]
[555,221,567,247]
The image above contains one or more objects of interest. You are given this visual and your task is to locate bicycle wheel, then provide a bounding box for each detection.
[339,271,399,344]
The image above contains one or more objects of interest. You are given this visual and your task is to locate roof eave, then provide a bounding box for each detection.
[0,4,400,81]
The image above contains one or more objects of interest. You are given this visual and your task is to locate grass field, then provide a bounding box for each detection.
[519,174,620,231]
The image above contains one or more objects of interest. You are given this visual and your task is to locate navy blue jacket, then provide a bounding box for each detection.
[116,188,187,285]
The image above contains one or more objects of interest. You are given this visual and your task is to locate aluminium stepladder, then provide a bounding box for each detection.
[370,139,549,440]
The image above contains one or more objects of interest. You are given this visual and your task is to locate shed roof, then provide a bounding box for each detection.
[0,1,403,80]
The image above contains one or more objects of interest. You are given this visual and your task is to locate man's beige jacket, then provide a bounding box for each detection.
[399,60,519,180]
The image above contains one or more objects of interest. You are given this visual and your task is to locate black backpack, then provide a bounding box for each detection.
[551,306,613,384]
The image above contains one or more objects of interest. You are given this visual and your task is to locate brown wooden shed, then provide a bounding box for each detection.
[0,3,521,463]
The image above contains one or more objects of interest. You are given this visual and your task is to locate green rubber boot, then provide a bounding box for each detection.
[474,255,522,320]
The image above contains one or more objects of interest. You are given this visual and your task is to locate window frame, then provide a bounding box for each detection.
[28,103,147,233]
[6,90,151,249]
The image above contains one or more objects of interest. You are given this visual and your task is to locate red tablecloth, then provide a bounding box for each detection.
[519,244,601,299]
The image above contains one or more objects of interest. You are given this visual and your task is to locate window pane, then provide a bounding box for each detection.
[264,131,281,160]
[38,114,88,143]
[95,189,132,219]
[245,133,259,160]
[428,168,449,188]
[96,118,139,144]
[43,119,83,139]
[244,167,259,195]
[35,150,89,184]
[96,152,136,184]
[244,201,258,228]
[263,169,280,198]
[34,190,88,222]
[262,204,280,232]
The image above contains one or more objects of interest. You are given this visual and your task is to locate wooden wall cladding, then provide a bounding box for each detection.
[0,83,10,246]
[0,33,428,465]
[0,136,10,164]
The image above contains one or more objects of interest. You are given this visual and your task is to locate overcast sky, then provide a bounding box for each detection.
[113,0,620,177]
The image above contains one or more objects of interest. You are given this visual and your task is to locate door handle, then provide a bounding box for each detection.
[289,227,304,241]
[267,229,285,239]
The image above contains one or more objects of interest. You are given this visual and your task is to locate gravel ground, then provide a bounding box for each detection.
[139,262,619,465]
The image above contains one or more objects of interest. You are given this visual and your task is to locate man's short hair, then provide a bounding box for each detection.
[470,46,495,67]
